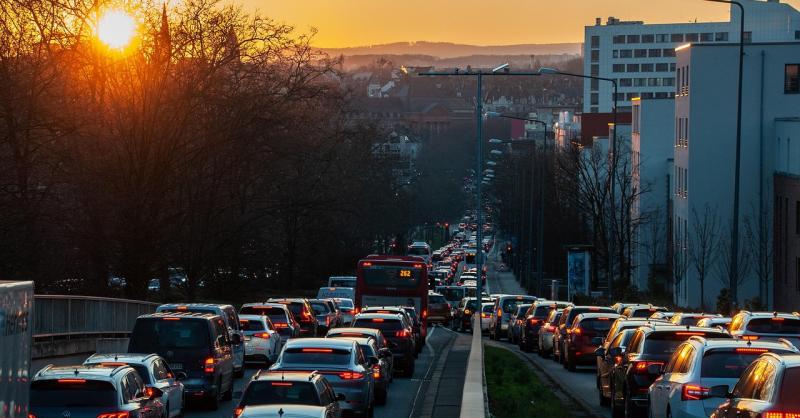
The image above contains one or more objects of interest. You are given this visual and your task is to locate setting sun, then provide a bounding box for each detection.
[97,10,136,50]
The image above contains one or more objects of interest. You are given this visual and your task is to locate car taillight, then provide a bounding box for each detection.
[544,324,555,332]
[274,323,288,328]
[528,318,540,326]
[423,309,427,319]
[97,413,129,418]
[339,372,365,380]
[481,313,490,318]
[497,309,503,317]
[254,332,270,339]
[28,414,36,418]
[372,365,381,379]
[633,361,663,374]
[395,329,410,338]
[233,407,244,418]
[302,310,312,321]
[763,412,800,418]
[204,357,215,374]
[568,327,582,335]
[681,384,711,401]
[464,309,472,315]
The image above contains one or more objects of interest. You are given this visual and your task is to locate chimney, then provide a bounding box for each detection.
[595,17,602,26]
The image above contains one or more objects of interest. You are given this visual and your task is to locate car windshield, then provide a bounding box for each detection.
[240,307,289,324]
[362,265,421,288]
[129,318,210,352]
[701,350,790,378]
[281,348,351,365]
[429,295,447,304]
[240,320,265,332]
[746,318,800,334]
[30,380,117,407]
[240,381,321,406]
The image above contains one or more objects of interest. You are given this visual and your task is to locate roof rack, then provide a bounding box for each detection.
[687,335,707,345]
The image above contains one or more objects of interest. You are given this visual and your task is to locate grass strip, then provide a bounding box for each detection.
[484,345,572,418]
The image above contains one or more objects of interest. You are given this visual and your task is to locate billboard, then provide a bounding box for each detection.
[567,249,590,299]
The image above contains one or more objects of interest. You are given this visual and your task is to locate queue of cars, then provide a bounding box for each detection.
[490,295,800,418]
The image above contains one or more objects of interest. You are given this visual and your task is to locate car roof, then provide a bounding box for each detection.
[284,338,355,350]
[242,302,288,309]
[639,324,727,334]
[239,314,269,321]
[363,306,405,311]
[137,311,218,320]
[84,353,159,365]
[497,295,536,301]
[576,313,622,320]
[158,303,233,310]
[328,327,382,336]
[34,364,131,382]
[686,337,798,351]
[738,311,800,319]
[238,404,326,417]
[354,313,404,320]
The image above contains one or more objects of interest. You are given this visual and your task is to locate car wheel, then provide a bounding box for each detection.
[598,377,610,407]
[562,350,570,369]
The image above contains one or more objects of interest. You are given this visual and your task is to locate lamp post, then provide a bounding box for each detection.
[538,67,618,298]
[420,65,540,311]
[704,0,744,312]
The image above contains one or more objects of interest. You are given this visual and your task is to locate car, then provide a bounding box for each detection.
[30,364,166,418]
[325,327,394,374]
[453,297,482,332]
[360,306,421,353]
[538,308,564,358]
[427,292,452,325]
[332,298,356,326]
[334,337,392,404]
[607,324,731,418]
[328,276,356,288]
[240,303,301,344]
[649,311,678,322]
[621,304,668,319]
[474,303,494,332]
[436,286,467,309]
[669,312,723,326]
[563,313,622,371]
[508,304,533,345]
[239,314,283,366]
[553,306,617,364]
[309,299,341,334]
[156,303,246,378]
[728,311,800,349]
[82,353,184,418]
[649,338,798,418]
[269,338,376,417]
[234,370,342,418]
[237,404,333,418]
[520,301,572,352]
[596,328,638,406]
[268,298,319,337]
[709,353,800,418]
[696,316,732,331]
[489,295,539,340]
[612,302,640,315]
[317,287,355,302]
[128,312,237,409]
[352,313,416,377]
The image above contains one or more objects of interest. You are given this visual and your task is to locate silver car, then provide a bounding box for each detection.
[269,338,376,416]
[537,308,562,357]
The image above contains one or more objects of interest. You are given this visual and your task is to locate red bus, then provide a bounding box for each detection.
[355,255,428,341]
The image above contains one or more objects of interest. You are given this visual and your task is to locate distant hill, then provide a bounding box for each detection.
[336,53,579,71]
[322,41,582,59]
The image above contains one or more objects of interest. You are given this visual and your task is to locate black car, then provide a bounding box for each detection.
[129,312,238,410]
[353,313,416,377]
[454,297,481,332]
[607,324,730,418]
[520,301,571,352]
[595,328,637,407]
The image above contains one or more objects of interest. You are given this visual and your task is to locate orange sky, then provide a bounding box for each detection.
[242,0,800,47]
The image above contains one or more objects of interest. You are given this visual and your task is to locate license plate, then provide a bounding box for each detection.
[169,363,183,370]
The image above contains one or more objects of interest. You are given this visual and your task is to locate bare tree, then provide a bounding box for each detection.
[689,204,720,311]
[745,204,773,308]
[716,218,752,311]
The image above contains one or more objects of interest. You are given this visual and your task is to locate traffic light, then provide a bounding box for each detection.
[506,243,513,254]
[444,223,449,229]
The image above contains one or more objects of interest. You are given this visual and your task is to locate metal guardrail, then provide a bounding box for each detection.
[33,295,158,339]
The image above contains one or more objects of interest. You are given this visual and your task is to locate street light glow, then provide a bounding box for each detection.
[489,138,504,144]
[490,149,502,155]
[97,10,137,50]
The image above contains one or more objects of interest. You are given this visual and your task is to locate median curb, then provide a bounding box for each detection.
[460,315,488,418]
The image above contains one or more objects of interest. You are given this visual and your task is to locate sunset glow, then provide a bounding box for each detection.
[97,10,136,50]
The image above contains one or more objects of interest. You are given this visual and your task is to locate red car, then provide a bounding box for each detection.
[563,313,621,371]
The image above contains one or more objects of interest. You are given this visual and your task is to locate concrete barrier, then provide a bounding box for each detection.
[460,314,487,418]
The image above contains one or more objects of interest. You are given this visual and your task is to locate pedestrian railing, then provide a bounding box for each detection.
[33,295,158,339]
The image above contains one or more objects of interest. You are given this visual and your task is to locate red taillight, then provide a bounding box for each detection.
[681,384,711,401]
[422,309,427,319]
[204,357,215,374]
[58,379,87,384]
[372,365,381,379]
[302,348,333,353]
[568,327,582,335]
[274,322,288,328]
[497,309,503,317]
[29,414,36,418]
[254,332,270,339]
[633,361,663,374]
[481,313,490,318]
[395,329,410,338]
[271,382,293,386]
[97,413,129,418]
[372,318,385,323]
[764,412,800,418]
[528,318,540,326]
[544,324,555,332]
[735,348,767,354]
[339,371,365,380]
[233,407,244,418]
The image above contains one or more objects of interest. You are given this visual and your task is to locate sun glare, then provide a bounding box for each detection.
[97,10,136,50]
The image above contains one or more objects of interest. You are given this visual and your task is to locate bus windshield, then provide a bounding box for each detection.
[362,265,421,288]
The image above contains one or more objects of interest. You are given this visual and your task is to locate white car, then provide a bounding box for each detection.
[333,298,356,325]
[472,303,494,332]
[238,404,330,418]
[239,314,282,366]
[648,337,798,418]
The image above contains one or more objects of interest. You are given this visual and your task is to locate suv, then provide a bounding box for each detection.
[563,313,621,371]
[489,295,539,340]
[728,311,800,349]
[235,371,342,418]
[607,324,731,418]
[508,304,533,345]
[268,298,319,337]
[30,364,166,418]
[649,337,798,418]
[239,314,283,366]
[156,303,245,378]
[240,303,301,344]
[353,313,416,377]
[520,301,572,352]
[454,297,482,332]
[622,305,668,319]
[553,306,617,364]
[669,312,722,326]
[709,353,800,418]
[309,299,340,334]
[128,312,237,409]
[83,353,184,418]
[326,327,393,375]
[269,338,376,417]
[361,306,421,354]
[427,292,452,325]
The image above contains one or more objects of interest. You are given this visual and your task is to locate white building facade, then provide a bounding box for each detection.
[584,0,800,113]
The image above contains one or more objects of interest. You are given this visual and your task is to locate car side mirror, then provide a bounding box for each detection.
[595,347,606,357]
[144,386,164,399]
[231,333,242,344]
[336,393,346,401]
[708,385,731,399]
[607,347,622,357]
[591,337,604,346]
[647,363,664,375]
[369,356,380,366]
[175,371,187,380]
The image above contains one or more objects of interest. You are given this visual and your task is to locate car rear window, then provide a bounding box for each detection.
[482,305,494,313]
[240,381,321,406]
[579,318,615,333]
[129,318,211,352]
[534,306,552,317]
[240,307,289,324]
[335,299,354,309]
[568,307,615,324]
[440,288,464,302]
[643,331,730,356]
[465,300,480,310]
[501,298,537,313]
[310,302,330,314]
[30,380,117,407]
[353,318,403,333]
[746,318,800,334]
[701,349,793,378]
[240,320,265,332]
[429,295,447,304]
[281,348,351,366]
[779,368,800,407]
[630,308,662,318]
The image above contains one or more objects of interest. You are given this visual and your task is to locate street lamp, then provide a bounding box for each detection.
[489,138,505,144]
[490,149,503,156]
[703,0,745,312]
[486,161,498,166]
[538,66,618,298]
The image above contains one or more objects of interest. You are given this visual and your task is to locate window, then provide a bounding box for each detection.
[715,32,729,42]
[615,92,626,101]
[613,49,619,58]
[648,78,661,87]
[591,35,600,48]
[641,63,654,72]
[635,49,648,58]
[743,31,752,43]
[627,34,640,44]
[663,77,675,86]
[663,48,676,57]
[627,63,640,72]
[685,33,699,42]
[641,92,654,99]
[701,33,714,42]
[590,106,599,113]
[656,63,669,72]
[613,64,626,72]
[591,64,599,76]
[648,48,662,58]
[613,35,626,44]
[655,92,669,99]
[786,64,800,94]
[670,63,676,72]
[591,93,599,105]
[642,34,655,43]
[591,78,599,90]
[796,30,800,40]
[671,33,685,43]
[591,49,600,62]
[656,34,669,43]
[634,78,646,87]
[620,49,633,58]
[620,78,632,87]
